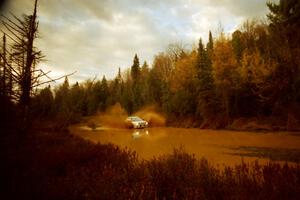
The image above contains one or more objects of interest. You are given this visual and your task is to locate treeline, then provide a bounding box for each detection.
[34,0,299,129]
[2,0,300,130]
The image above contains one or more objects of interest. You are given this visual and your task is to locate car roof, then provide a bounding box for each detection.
[127,116,142,120]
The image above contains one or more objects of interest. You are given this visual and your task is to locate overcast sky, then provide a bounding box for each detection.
[2,0,276,83]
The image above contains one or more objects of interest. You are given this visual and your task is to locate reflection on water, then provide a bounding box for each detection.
[71,125,300,165]
[132,129,149,139]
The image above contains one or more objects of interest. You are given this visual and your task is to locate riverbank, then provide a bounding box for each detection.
[2,125,300,199]
[167,116,300,132]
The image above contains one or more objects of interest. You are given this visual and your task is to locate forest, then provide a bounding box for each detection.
[1,1,300,131]
[24,0,300,130]
[1,0,300,199]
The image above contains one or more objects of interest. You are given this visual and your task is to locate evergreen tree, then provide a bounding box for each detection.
[140,61,150,105]
[231,30,244,62]
[54,77,73,125]
[130,55,142,112]
[196,36,216,120]
[141,61,149,75]
[32,85,54,119]
[131,54,140,83]
[266,0,300,129]
[109,67,123,105]
[207,31,214,55]
[100,76,109,111]
[70,82,85,116]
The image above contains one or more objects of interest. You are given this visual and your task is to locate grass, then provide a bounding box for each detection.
[1,129,300,199]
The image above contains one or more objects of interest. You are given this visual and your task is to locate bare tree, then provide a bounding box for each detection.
[0,0,74,106]
[0,0,74,130]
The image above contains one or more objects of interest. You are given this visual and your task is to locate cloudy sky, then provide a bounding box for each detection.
[2,0,276,83]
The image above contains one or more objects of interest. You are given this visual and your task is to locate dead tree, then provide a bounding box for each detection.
[0,0,74,105]
[0,34,6,96]
[0,0,74,130]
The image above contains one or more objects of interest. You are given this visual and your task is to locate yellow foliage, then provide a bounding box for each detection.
[213,35,239,89]
[240,49,275,85]
[170,51,197,92]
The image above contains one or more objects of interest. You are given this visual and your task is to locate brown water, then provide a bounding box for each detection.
[70,125,300,166]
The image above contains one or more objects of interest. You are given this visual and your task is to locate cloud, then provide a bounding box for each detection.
[2,0,274,83]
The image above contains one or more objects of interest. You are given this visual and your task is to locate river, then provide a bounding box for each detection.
[70,125,300,166]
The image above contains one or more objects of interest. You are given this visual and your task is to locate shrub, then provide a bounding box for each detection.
[2,131,300,199]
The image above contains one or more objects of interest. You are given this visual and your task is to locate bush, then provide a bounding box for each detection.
[2,130,300,199]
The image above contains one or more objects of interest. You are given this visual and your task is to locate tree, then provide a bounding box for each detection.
[149,53,173,108]
[99,76,109,111]
[109,67,123,105]
[207,31,214,56]
[0,33,12,98]
[0,0,43,107]
[237,48,275,117]
[0,0,73,125]
[166,43,187,62]
[31,85,54,119]
[140,61,150,105]
[121,69,134,114]
[231,30,244,62]
[266,0,300,129]
[196,36,217,120]
[131,54,140,83]
[70,82,85,116]
[170,51,197,117]
[213,34,239,119]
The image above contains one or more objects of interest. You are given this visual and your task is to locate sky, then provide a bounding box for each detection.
[1,0,276,83]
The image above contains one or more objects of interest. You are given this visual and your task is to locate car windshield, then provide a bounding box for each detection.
[128,116,143,121]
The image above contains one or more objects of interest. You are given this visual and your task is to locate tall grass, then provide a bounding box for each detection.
[2,130,300,199]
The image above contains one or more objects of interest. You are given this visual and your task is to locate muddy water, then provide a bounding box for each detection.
[70,125,300,166]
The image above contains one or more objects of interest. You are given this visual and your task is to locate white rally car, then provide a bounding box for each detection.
[125,116,148,129]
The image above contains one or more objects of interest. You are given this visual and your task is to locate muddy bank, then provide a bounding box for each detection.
[84,104,300,132]
[167,116,300,132]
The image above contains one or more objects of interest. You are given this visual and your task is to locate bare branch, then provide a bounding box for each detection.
[32,71,77,88]
[32,69,53,82]
[0,53,21,77]
[1,19,25,37]
[1,14,25,33]
[1,21,24,42]
[0,30,21,45]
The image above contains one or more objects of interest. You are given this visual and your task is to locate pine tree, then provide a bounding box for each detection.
[129,54,142,112]
[141,61,149,75]
[231,30,244,62]
[266,0,300,130]
[131,54,140,83]
[54,77,72,125]
[196,35,217,120]
[110,67,123,105]
[207,31,214,56]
